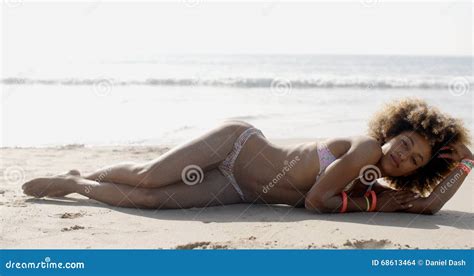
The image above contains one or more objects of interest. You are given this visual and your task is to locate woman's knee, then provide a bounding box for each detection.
[132,163,158,188]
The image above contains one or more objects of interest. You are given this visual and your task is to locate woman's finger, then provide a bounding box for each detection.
[395,190,415,196]
[391,192,407,200]
[399,203,414,210]
[394,192,411,199]
[395,196,412,204]
[438,153,454,159]
[395,190,418,198]
[397,194,420,204]
[451,146,459,155]
[397,192,419,199]
[443,151,461,161]
[451,143,463,150]
[394,194,415,203]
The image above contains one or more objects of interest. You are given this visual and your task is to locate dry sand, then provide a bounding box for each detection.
[1,143,472,249]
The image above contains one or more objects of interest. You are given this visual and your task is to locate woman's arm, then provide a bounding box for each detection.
[342,164,470,215]
[305,136,436,214]
[400,167,469,215]
[403,143,473,215]
[305,137,385,213]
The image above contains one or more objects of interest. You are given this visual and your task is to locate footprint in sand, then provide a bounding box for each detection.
[61,225,85,232]
[175,241,229,249]
[343,239,392,249]
[59,212,84,219]
[5,199,27,207]
[308,243,338,249]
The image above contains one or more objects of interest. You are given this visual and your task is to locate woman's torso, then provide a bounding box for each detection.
[233,134,352,206]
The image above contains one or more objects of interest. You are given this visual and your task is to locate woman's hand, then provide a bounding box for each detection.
[438,142,473,162]
[375,190,421,212]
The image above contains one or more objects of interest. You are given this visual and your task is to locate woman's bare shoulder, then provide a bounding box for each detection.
[326,135,382,161]
[351,135,382,161]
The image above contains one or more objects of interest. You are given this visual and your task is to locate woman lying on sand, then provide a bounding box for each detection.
[22,98,472,214]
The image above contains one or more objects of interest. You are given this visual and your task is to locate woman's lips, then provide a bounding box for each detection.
[390,153,400,168]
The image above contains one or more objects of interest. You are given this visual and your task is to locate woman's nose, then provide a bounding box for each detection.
[398,151,408,161]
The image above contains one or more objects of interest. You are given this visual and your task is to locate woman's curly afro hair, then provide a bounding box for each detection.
[368,97,471,195]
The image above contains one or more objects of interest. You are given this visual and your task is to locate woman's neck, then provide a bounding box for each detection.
[374,159,388,178]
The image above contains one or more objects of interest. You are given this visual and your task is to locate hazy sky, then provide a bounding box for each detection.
[1,1,472,65]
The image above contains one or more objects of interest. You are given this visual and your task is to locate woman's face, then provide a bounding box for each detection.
[379,131,432,177]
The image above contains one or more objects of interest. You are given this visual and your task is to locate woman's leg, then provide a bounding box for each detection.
[83,121,253,188]
[22,169,242,209]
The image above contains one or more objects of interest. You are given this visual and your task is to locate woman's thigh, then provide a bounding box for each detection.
[136,120,254,188]
[145,169,243,209]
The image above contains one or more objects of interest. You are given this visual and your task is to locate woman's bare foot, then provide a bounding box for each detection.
[22,170,81,198]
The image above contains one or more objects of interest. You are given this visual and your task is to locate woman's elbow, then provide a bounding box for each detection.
[305,198,328,213]
[421,199,443,215]
[423,206,441,215]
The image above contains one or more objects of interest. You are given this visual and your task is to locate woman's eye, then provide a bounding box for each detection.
[412,158,417,166]
[402,140,408,147]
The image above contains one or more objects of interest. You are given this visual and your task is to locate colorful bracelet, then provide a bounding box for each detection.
[364,190,377,212]
[340,191,348,213]
[458,162,471,173]
[462,158,474,164]
[461,159,474,169]
[369,191,377,212]
[364,196,370,212]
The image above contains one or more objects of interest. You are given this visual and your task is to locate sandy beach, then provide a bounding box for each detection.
[1,141,472,249]
[1,4,473,276]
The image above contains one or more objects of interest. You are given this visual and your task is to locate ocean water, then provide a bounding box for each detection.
[1,55,473,147]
